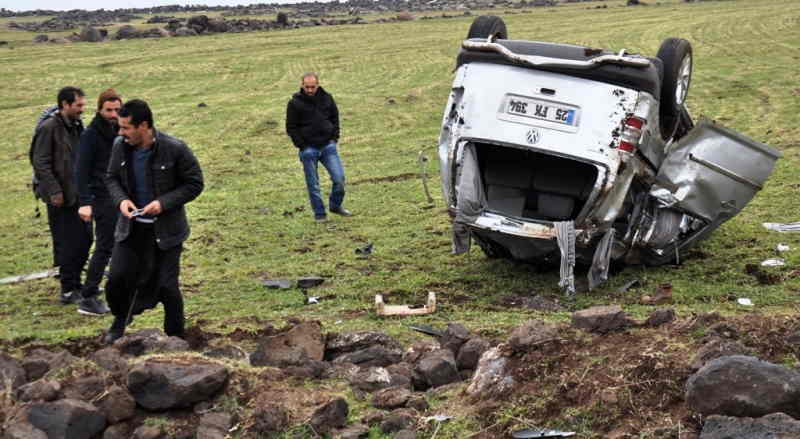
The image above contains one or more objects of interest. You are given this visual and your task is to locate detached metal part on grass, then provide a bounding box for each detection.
[438,15,781,292]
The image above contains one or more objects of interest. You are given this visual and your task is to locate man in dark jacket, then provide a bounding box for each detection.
[286,72,351,222]
[74,89,122,316]
[103,99,204,344]
[31,86,92,304]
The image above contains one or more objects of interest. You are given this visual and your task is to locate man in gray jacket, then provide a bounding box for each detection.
[30,86,92,304]
[103,99,203,344]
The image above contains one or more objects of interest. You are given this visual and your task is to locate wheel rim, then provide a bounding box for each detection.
[675,54,691,105]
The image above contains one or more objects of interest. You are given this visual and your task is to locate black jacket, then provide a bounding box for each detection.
[30,112,84,206]
[105,130,204,250]
[286,87,340,149]
[75,113,118,205]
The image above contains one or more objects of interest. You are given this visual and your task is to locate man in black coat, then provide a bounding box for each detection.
[286,72,351,222]
[30,86,92,304]
[103,99,204,343]
[74,89,122,316]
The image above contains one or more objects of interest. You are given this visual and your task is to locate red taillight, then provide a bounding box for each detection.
[619,116,645,153]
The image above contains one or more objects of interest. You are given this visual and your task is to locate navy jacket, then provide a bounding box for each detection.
[75,113,118,205]
[286,86,340,149]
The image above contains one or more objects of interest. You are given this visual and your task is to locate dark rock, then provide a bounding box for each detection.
[350,366,393,392]
[22,359,50,382]
[127,358,229,410]
[332,423,370,439]
[438,323,470,355]
[297,276,324,289]
[284,359,331,379]
[700,412,800,438]
[206,18,228,33]
[250,321,325,367]
[95,385,136,424]
[89,348,128,376]
[690,338,753,371]
[645,308,676,327]
[380,408,416,433]
[707,322,740,340]
[3,421,47,439]
[467,347,515,397]
[102,423,132,439]
[327,331,404,361]
[173,27,198,37]
[202,344,248,361]
[133,425,164,439]
[332,345,402,368]
[509,320,558,352]
[407,395,429,412]
[253,403,290,434]
[187,15,209,33]
[361,410,385,426]
[16,379,61,402]
[34,34,49,43]
[196,412,233,439]
[115,24,139,39]
[386,363,414,389]
[325,362,360,381]
[572,305,634,334]
[456,338,490,370]
[276,12,289,26]
[1,351,27,390]
[80,25,102,42]
[686,355,800,418]
[24,349,76,381]
[115,330,190,356]
[62,376,105,401]
[310,397,349,435]
[415,349,460,389]
[27,399,106,439]
[372,386,412,409]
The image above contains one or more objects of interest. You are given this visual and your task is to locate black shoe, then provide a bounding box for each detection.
[59,290,81,305]
[78,296,110,316]
[330,207,352,217]
[315,215,328,222]
[103,317,126,345]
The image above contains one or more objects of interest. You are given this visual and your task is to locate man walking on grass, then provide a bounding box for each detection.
[30,86,92,305]
[74,89,123,316]
[286,72,351,222]
[103,99,203,344]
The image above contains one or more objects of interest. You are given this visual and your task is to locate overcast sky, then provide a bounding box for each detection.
[0,0,312,12]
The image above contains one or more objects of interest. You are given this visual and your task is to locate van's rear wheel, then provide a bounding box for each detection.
[657,37,693,140]
[467,15,507,40]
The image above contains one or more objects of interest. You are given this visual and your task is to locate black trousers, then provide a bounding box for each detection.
[105,222,184,336]
[46,204,92,293]
[82,197,119,298]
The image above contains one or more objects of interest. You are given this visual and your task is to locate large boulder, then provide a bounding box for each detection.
[26,399,107,439]
[438,323,471,355]
[173,27,198,37]
[196,412,233,439]
[127,358,229,410]
[700,412,800,438]
[372,386,411,409]
[0,351,26,391]
[206,18,229,33]
[114,329,189,357]
[466,347,515,397]
[415,349,460,389]
[80,26,103,42]
[326,331,404,361]
[686,356,800,418]
[331,345,402,368]
[115,24,140,39]
[310,397,349,435]
[16,380,61,402]
[23,349,76,381]
[187,15,209,33]
[349,366,393,392]
[250,321,325,367]
[95,385,136,424]
[253,403,290,435]
[456,338,490,370]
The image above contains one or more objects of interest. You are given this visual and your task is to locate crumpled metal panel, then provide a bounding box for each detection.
[653,119,781,222]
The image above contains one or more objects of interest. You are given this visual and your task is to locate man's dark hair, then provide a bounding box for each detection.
[57,86,85,109]
[119,99,154,128]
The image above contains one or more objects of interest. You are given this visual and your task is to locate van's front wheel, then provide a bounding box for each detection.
[467,15,508,40]
[657,37,693,140]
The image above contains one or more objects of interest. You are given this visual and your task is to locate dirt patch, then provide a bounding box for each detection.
[350,173,417,186]
[744,263,782,285]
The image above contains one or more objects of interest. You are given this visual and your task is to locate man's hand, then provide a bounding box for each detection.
[141,200,162,216]
[119,199,137,218]
[50,193,64,207]
[78,205,92,222]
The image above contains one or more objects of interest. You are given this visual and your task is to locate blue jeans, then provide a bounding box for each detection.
[299,142,346,218]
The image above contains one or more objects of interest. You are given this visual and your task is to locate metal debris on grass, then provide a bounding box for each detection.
[376,291,437,316]
[615,278,641,294]
[355,243,374,257]
[0,268,59,285]
[297,276,325,289]
[407,324,444,337]
[512,428,576,438]
[763,222,800,232]
[761,258,786,267]
[777,243,791,253]
[262,279,293,289]
[737,298,754,306]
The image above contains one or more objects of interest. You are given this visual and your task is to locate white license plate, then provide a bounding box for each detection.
[506,96,578,126]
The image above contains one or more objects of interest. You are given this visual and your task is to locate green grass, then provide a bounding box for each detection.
[0,0,799,434]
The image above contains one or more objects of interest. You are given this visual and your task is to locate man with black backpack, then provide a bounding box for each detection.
[30,86,92,304]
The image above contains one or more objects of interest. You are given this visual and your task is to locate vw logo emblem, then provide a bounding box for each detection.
[526,128,541,145]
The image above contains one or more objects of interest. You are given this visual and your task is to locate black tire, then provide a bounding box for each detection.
[657,37,693,140]
[467,15,507,40]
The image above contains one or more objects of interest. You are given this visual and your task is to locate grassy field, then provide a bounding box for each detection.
[1,0,799,435]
